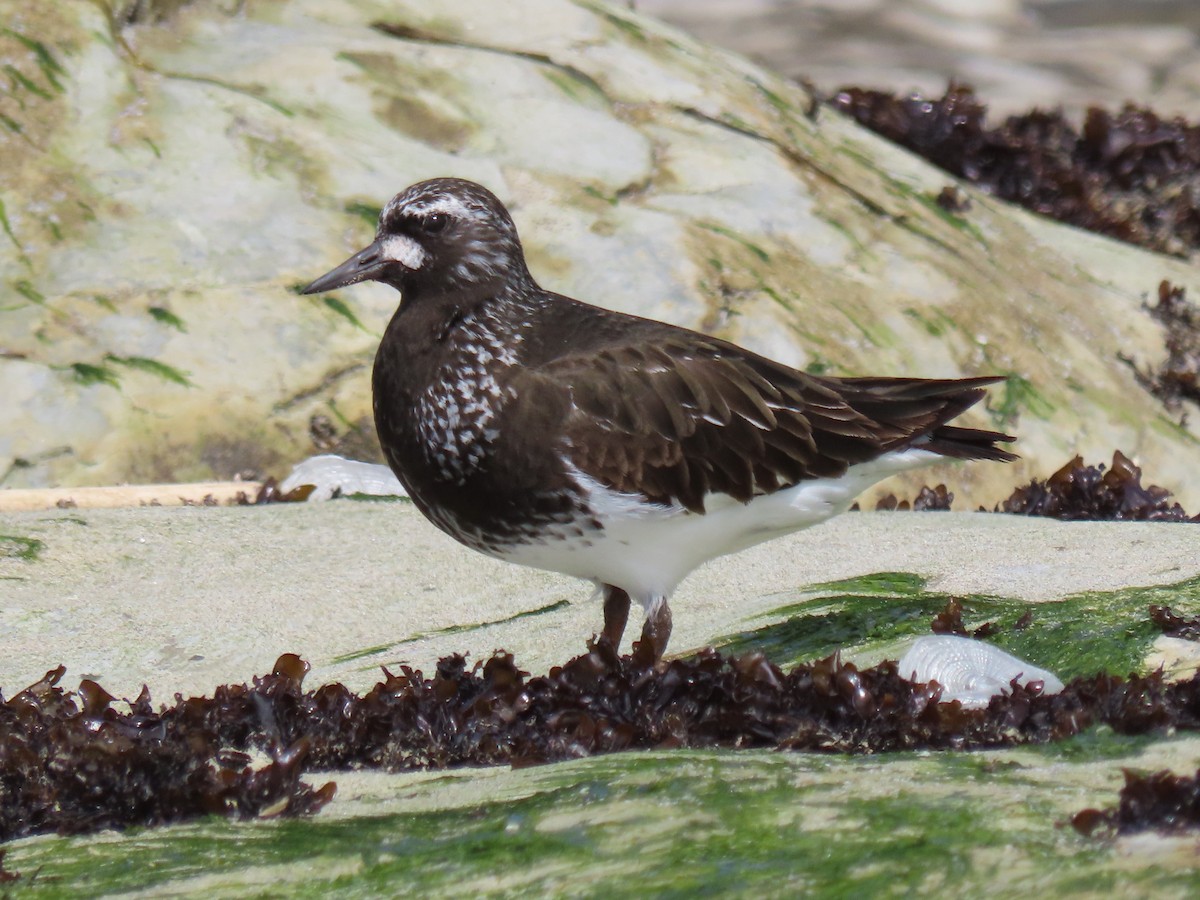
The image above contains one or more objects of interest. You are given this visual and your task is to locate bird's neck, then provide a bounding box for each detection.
[372,282,544,498]
[414,274,544,344]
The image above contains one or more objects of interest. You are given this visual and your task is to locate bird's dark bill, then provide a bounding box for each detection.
[300,239,395,295]
[302,232,429,294]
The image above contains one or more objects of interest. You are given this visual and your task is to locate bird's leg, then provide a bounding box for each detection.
[637,598,673,661]
[601,584,631,650]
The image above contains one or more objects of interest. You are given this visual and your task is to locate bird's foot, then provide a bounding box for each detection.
[632,599,672,666]
[601,584,631,650]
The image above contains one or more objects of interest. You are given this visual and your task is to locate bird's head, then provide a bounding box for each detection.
[300,178,530,298]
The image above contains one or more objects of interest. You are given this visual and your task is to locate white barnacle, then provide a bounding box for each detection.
[899,635,1064,709]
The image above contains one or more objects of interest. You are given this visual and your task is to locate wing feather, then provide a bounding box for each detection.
[516,324,1013,512]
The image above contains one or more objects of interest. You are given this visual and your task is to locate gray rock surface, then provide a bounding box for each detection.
[640,0,1200,120]
[1,502,1197,700]
[2,0,1200,508]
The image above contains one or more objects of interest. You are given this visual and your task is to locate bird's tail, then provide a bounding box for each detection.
[837,375,1019,463]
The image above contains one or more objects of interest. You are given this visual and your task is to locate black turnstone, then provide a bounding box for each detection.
[301,178,1017,658]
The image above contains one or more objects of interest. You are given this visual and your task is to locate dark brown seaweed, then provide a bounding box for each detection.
[1072,768,1200,836]
[830,85,1200,258]
[994,451,1197,521]
[5,643,1200,844]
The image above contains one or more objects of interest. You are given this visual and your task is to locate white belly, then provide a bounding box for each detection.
[497,449,939,610]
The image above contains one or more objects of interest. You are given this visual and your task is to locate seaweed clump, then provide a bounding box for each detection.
[1072,768,1200,837]
[1149,605,1200,641]
[929,597,1001,638]
[4,644,1200,843]
[872,484,954,512]
[829,84,1200,257]
[851,484,952,512]
[0,658,334,844]
[995,451,1198,522]
[854,450,1195,520]
[1124,281,1200,417]
[243,477,315,505]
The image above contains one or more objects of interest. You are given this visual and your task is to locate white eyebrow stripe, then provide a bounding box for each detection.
[407,195,488,222]
[379,234,428,269]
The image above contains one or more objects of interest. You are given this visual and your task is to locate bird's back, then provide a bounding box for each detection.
[510,294,1015,514]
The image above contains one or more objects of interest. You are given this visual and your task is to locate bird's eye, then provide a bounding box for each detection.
[422,213,449,234]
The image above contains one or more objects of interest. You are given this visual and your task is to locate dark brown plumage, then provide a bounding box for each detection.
[302,178,1016,658]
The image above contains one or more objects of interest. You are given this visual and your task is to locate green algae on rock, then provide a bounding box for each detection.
[0,534,44,562]
[6,741,1200,897]
[717,571,1200,679]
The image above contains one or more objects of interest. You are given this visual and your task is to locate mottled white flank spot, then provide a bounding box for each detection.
[379,234,427,270]
[497,448,942,615]
[899,635,1065,709]
[412,297,536,488]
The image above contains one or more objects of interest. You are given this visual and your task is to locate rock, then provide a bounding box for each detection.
[2,0,1199,506]
[639,0,1200,121]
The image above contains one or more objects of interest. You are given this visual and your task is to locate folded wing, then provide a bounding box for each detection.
[523,334,1015,514]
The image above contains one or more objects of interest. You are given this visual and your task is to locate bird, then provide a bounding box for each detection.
[301,178,1017,659]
